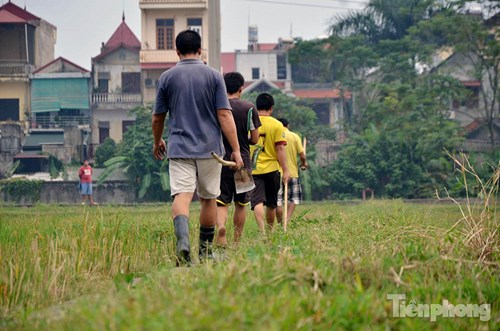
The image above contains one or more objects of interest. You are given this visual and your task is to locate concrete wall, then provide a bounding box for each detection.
[0,153,14,179]
[35,20,57,69]
[0,123,23,153]
[0,180,136,205]
[0,123,23,178]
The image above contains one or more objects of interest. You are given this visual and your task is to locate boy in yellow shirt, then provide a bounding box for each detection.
[276,118,308,224]
[250,93,290,232]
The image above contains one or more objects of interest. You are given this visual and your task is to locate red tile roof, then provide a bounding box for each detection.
[0,1,39,21]
[461,80,481,87]
[257,43,278,51]
[220,52,236,74]
[104,20,141,49]
[464,119,483,132]
[292,89,352,99]
[0,8,25,23]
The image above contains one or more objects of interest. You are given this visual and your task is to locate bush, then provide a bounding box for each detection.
[95,138,117,167]
[0,179,43,203]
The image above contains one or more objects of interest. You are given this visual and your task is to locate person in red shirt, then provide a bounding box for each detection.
[79,160,97,205]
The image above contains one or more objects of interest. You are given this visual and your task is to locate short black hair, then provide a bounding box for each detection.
[176,30,201,55]
[278,118,289,127]
[224,72,245,94]
[256,93,274,111]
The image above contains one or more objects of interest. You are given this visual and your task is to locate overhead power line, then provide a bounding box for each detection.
[237,0,366,10]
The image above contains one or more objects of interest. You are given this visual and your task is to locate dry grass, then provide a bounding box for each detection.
[443,152,500,264]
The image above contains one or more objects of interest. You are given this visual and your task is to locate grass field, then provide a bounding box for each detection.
[0,201,498,330]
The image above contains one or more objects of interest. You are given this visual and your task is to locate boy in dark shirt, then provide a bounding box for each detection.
[216,72,261,245]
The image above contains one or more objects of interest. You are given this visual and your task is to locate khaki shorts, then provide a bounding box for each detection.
[169,158,222,199]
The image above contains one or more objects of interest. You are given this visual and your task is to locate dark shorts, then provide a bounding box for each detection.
[217,177,250,206]
[250,171,281,210]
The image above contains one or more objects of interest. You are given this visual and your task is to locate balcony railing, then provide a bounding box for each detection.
[139,0,207,8]
[140,49,208,63]
[91,93,142,105]
[0,63,34,77]
[30,116,90,129]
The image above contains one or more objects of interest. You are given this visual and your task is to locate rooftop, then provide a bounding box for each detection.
[104,16,141,50]
[0,1,39,22]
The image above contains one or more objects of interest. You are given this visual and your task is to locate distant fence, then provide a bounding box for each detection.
[0,180,136,206]
[461,139,499,152]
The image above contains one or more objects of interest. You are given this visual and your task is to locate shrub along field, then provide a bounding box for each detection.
[0,201,498,330]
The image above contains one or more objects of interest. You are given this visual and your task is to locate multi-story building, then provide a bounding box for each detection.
[0,1,56,127]
[91,15,142,145]
[139,0,222,103]
[221,26,350,129]
[226,25,293,85]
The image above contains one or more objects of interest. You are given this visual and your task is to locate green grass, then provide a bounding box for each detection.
[0,201,498,330]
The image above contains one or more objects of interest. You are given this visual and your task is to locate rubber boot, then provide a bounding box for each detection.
[174,215,190,266]
[199,226,215,262]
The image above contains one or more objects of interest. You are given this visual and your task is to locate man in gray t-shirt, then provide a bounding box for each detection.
[152,30,243,265]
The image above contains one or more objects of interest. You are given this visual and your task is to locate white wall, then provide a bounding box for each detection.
[236,52,277,81]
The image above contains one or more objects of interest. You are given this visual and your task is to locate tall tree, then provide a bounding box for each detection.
[410,2,500,144]
[327,79,463,198]
[98,106,170,201]
[331,0,437,43]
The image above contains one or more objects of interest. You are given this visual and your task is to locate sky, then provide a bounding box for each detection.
[1,0,368,69]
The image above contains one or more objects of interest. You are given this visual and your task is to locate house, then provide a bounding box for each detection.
[222,25,293,86]
[31,57,91,128]
[91,15,141,146]
[26,57,91,164]
[139,0,222,103]
[0,1,56,127]
[432,52,490,127]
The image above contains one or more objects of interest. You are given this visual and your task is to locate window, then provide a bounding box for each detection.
[98,121,110,144]
[122,120,135,135]
[277,53,287,80]
[0,99,19,121]
[97,79,108,93]
[157,19,174,50]
[122,73,141,93]
[465,86,479,109]
[252,68,260,80]
[187,18,202,38]
[452,86,480,110]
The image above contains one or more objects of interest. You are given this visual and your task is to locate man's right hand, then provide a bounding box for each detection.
[231,151,244,170]
[153,139,167,160]
[282,168,291,184]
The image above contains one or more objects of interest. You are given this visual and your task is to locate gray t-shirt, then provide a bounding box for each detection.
[154,59,231,158]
